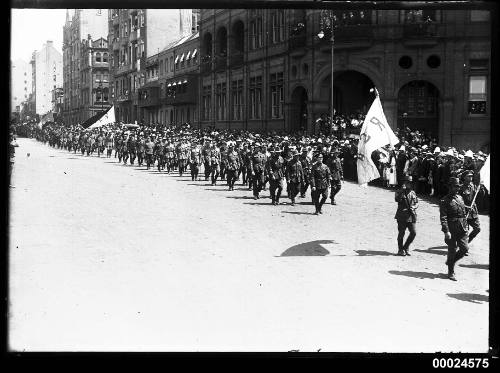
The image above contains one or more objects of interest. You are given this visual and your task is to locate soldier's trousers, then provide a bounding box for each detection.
[288,181,301,201]
[146,154,153,168]
[220,164,226,180]
[157,156,165,171]
[246,168,253,188]
[107,148,112,157]
[204,161,211,180]
[445,228,469,274]
[312,188,328,212]
[226,170,237,189]
[129,152,136,165]
[123,152,129,164]
[269,179,284,203]
[397,221,417,252]
[211,165,220,185]
[252,171,265,197]
[300,180,310,197]
[137,153,144,166]
[81,146,86,155]
[330,180,342,200]
[190,163,199,181]
[178,160,187,175]
[467,217,481,243]
[241,166,247,184]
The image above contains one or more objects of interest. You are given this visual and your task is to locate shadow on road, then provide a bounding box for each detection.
[414,246,449,256]
[280,240,334,256]
[447,293,489,304]
[226,196,255,200]
[243,201,273,206]
[281,211,316,216]
[459,264,489,270]
[388,270,448,280]
[355,250,395,256]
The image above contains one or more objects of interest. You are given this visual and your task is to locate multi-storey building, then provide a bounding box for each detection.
[139,32,199,125]
[10,59,32,114]
[29,41,63,116]
[63,9,108,125]
[108,9,193,123]
[198,8,491,150]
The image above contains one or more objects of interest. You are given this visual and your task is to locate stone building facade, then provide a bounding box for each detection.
[198,8,491,151]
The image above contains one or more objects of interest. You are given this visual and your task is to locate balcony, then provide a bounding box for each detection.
[402,22,440,47]
[112,38,120,50]
[165,76,198,105]
[130,28,140,42]
[115,91,131,102]
[200,61,212,75]
[115,63,133,76]
[138,85,160,107]
[317,25,374,51]
[229,52,244,68]
[289,33,307,56]
[112,15,120,26]
[214,56,227,72]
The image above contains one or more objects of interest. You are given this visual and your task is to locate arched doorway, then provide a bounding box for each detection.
[290,86,308,133]
[397,80,439,141]
[319,70,376,117]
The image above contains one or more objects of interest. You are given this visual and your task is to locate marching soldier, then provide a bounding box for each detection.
[226,143,240,191]
[326,147,344,205]
[154,137,166,172]
[244,145,254,190]
[137,134,146,166]
[459,170,482,246]
[285,149,304,206]
[299,148,312,198]
[210,142,221,185]
[165,140,175,174]
[251,144,267,199]
[190,142,202,181]
[440,177,470,281]
[310,153,331,215]
[128,134,137,165]
[202,140,212,181]
[394,175,418,256]
[105,133,114,158]
[145,135,155,169]
[266,147,285,205]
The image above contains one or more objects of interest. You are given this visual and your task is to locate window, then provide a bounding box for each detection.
[403,9,439,23]
[96,52,101,62]
[249,76,262,119]
[272,11,285,43]
[170,57,174,71]
[250,17,263,50]
[468,76,487,115]
[202,85,212,120]
[231,80,243,120]
[103,53,108,62]
[216,83,227,120]
[470,10,489,22]
[270,73,284,118]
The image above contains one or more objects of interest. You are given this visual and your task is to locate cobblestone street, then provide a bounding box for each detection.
[9,138,489,352]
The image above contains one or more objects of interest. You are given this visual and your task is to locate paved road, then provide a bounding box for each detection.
[9,138,489,352]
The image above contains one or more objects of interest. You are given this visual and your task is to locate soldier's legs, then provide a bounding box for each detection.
[252,172,261,197]
[330,180,341,203]
[397,221,407,254]
[269,180,278,203]
[300,181,309,198]
[467,217,481,243]
[289,182,300,204]
[318,189,328,213]
[211,166,219,185]
[191,165,196,181]
[311,190,320,213]
[241,166,247,184]
[247,170,253,189]
[403,222,416,254]
[130,153,136,165]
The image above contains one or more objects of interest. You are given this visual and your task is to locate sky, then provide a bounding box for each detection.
[11,8,68,63]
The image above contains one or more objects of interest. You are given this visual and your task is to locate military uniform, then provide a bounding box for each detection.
[440,178,470,280]
[251,149,267,198]
[145,138,155,169]
[165,143,175,173]
[266,153,285,205]
[210,147,221,185]
[128,136,137,165]
[326,152,343,204]
[226,148,240,190]
[285,154,305,205]
[202,145,212,181]
[190,145,201,181]
[459,179,482,243]
[137,137,146,166]
[299,151,312,197]
[154,140,165,171]
[394,179,418,256]
[310,160,331,214]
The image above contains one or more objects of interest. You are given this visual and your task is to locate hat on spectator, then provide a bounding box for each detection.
[344,140,350,145]
[458,154,464,160]
[399,145,406,151]
[404,175,413,182]
[317,138,322,143]
[445,149,455,156]
[433,146,441,153]
[465,150,474,158]
[422,145,428,150]
[477,156,485,161]
[448,177,462,187]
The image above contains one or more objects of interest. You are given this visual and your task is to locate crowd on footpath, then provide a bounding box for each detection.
[12,118,490,281]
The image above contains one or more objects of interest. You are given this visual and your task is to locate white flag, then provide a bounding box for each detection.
[356,95,399,184]
[87,106,116,130]
[480,155,490,192]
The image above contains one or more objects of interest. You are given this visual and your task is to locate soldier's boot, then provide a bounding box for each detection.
[454,248,468,264]
[276,191,282,205]
[331,198,336,205]
[468,228,480,243]
[291,198,295,206]
[397,237,405,256]
[448,262,457,281]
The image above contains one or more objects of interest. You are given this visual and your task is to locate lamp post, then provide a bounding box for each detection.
[317,10,347,139]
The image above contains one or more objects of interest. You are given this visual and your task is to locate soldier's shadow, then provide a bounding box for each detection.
[279,240,335,256]
[447,293,489,304]
[414,246,448,256]
[388,270,448,280]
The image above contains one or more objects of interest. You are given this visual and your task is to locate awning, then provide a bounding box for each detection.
[192,49,197,58]
[183,79,188,84]
[167,83,172,87]
[180,53,185,62]
[172,82,177,86]
[174,55,179,64]
[186,51,191,59]
[178,80,182,85]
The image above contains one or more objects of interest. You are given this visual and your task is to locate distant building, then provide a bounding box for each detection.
[197,8,491,151]
[30,41,63,116]
[63,9,109,125]
[108,9,194,123]
[10,59,32,113]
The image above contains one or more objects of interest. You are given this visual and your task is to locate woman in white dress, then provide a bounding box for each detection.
[387,150,398,187]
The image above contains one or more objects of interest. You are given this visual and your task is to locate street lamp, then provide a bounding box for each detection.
[317,10,347,139]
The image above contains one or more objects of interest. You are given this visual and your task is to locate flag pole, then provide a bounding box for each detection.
[465,183,482,220]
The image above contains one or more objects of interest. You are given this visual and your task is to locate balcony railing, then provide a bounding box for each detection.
[112,38,120,50]
[214,56,227,72]
[317,24,374,50]
[116,63,133,75]
[165,91,197,105]
[112,16,120,26]
[289,33,307,55]
[115,92,131,102]
[402,22,440,47]
[229,52,244,68]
